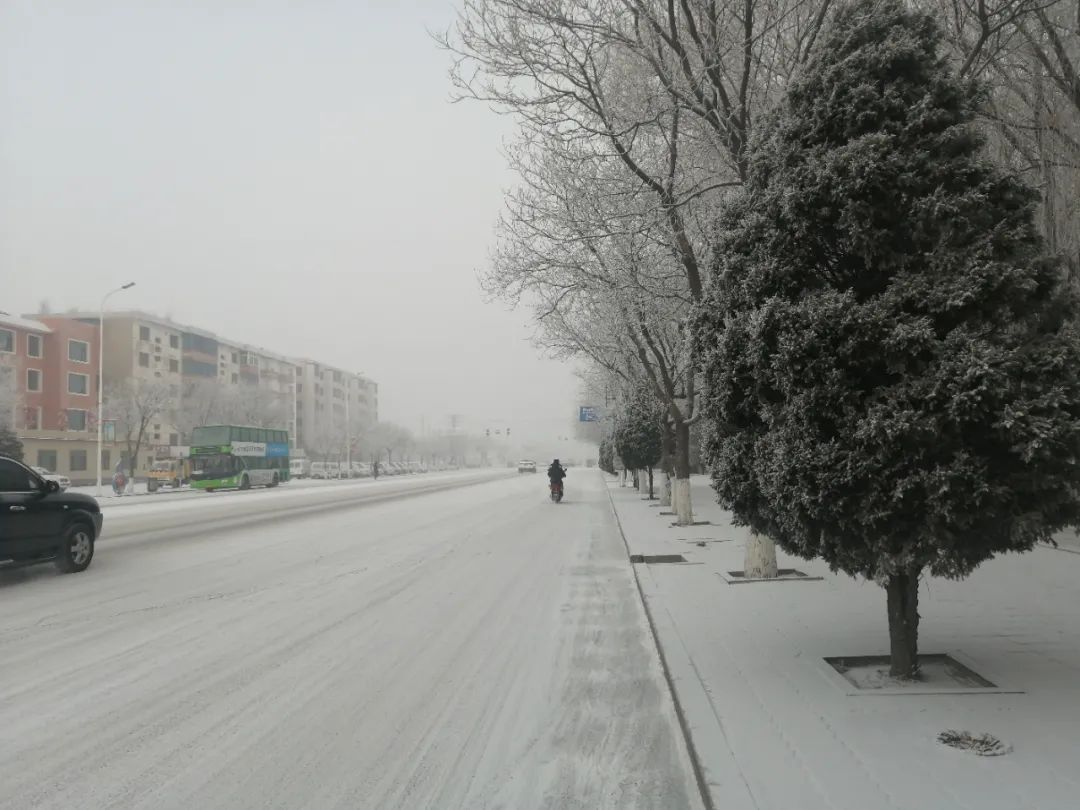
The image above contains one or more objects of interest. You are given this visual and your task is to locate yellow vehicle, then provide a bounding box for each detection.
[147,459,190,493]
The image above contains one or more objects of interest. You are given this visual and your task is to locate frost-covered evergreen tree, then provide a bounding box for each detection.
[0,427,23,462]
[695,0,1080,678]
[613,390,664,497]
[598,436,617,475]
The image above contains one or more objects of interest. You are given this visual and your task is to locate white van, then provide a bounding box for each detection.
[289,458,311,479]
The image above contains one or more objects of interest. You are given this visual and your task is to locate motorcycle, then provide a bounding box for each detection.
[549,479,564,503]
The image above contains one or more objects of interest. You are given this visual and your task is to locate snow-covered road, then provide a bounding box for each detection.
[0,471,702,810]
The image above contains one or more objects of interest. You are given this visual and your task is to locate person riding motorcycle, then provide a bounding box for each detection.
[547,459,567,496]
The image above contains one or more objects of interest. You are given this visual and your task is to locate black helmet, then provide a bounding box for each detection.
[553,459,560,464]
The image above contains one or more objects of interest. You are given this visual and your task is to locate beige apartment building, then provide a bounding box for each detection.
[294,359,378,459]
[25,312,376,474]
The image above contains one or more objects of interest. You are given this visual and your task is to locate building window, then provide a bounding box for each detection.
[140,325,150,340]
[27,334,42,358]
[37,449,57,470]
[0,329,13,354]
[153,433,160,440]
[155,336,161,344]
[26,368,42,392]
[102,450,111,470]
[68,339,90,363]
[232,352,238,363]
[66,409,87,431]
[169,359,179,372]
[68,373,89,395]
[182,358,215,377]
[169,433,179,445]
[25,406,41,429]
[169,334,179,349]
[139,352,150,367]
[70,450,87,471]
[231,373,238,384]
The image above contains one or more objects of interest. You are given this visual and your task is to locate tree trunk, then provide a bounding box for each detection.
[886,571,921,679]
[647,466,654,499]
[638,469,649,496]
[673,420,693,525]
[744,532,778,579]
[659,421,674,507]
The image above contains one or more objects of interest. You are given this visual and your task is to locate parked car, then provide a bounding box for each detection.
[31,466,70,491]
[313,462,349,479]
[352,462,372,478]
[518,460,537,474]
[1,456,102,574]
[290,458,311,479]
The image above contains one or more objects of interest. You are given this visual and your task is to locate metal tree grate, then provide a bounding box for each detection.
[937,730,1011,756]
[629,554,687,564]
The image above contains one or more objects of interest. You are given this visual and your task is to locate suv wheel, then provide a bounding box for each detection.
[56,523,94,573]
[240,474,251,490]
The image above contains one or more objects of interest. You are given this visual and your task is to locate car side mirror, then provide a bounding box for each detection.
[43,479,60,494]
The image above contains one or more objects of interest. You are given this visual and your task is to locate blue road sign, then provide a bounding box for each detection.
[579,406,599,422]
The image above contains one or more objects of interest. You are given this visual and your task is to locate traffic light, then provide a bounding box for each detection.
[506,428,510,436]
[486,428,490,437]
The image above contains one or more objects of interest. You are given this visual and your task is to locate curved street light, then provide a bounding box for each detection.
[96,282,135,496]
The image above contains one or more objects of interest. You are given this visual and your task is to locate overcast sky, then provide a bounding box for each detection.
[0,0,581,443]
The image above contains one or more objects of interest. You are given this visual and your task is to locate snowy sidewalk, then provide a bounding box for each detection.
[605,474,1080,810]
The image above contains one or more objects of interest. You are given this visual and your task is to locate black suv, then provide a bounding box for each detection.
[0,455,103,574]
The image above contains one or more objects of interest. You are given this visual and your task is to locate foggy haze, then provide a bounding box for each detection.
[0,0,580,445]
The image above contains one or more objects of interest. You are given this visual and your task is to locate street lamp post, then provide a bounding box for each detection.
[96,282,135,497]
[291,382,298,450]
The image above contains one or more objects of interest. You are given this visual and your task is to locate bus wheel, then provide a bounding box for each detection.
[269,474,279,488]
[240,474,250,490]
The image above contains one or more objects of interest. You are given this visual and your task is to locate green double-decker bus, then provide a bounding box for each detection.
[189,425,291,491]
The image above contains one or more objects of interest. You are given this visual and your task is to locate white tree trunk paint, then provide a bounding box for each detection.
[744,533,778,578]
[673,478,693,525]
[660,473,671,507]
[639,471,649,496]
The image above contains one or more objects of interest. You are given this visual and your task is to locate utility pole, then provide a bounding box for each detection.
[345,376,351,475]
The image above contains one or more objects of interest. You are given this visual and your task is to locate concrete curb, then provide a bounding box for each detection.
[604,475,759,810]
